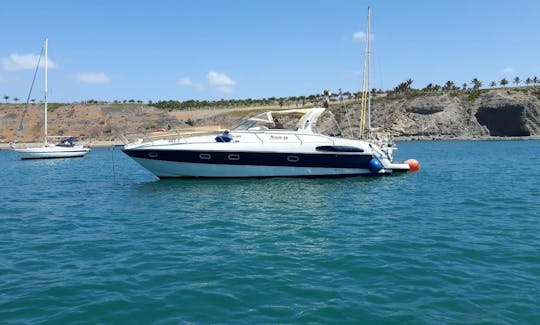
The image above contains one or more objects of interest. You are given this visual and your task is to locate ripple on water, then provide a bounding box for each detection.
[1,142,540,323]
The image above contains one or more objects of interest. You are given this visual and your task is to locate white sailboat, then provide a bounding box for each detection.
[12,38,90,159]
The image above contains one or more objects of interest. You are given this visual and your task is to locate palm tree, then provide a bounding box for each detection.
[462,83,468,90]
[444,80,455,91]
[13,97,19,104]
[3,95,8,103]
[525,77,532,86]
[31,99,36,104]
[393,79,414,93]
[471,78,482,90]
[489,81,496,88]
[500,78,508,87]
[513,76,521,86]
[406,78,413,89]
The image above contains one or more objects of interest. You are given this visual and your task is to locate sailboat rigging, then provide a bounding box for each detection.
[18,47,43,132]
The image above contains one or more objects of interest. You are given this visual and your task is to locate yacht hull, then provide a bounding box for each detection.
[122,148,386,178]
[126,157,376,178]
[121,107,412,178]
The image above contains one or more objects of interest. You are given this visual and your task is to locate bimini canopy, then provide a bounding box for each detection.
[56,136,77,147]
[234,107,327,133]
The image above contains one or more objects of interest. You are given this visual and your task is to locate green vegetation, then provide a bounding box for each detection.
[2,75,539,111]
[47,103,64,112]
[151,96,322,111]
[466,92,480,101]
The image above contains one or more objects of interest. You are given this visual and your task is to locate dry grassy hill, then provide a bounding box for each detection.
[1,89,540,146]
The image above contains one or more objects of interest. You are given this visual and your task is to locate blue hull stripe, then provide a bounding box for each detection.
[122,149,374,169]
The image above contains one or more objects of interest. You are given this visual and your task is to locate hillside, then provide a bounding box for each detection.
[367,88,540,139]
[1,89,540,146]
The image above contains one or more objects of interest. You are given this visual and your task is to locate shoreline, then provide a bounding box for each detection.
[394,135,540,141]
[2,135,540,150]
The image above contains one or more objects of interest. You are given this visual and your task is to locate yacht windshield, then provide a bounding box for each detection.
[233,111,304,131]
[232,108,342,136]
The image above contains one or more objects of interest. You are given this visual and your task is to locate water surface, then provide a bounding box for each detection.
[1,141,539,323]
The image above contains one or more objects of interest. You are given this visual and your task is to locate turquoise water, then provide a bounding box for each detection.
[1,141,539,324]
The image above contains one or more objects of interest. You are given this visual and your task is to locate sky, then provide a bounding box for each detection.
[1,0,539,103]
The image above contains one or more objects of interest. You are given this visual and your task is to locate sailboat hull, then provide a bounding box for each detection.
[14,146,90,159]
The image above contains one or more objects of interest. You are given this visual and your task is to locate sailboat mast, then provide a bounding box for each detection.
[359,7,371,140]
[366,7,371,138]
[44,38,48,146]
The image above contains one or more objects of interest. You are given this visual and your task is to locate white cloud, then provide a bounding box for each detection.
[502,67,514,74]
[1,53,58,71]
[353,31,374,41]
[178,76,192,86]
[74,72,111,84]
[207,70,235,93]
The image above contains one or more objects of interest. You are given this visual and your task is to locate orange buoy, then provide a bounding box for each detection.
[405,159,420,172]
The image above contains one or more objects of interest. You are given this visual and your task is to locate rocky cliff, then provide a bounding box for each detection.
[1,89,539,144]
[364,89,540,139]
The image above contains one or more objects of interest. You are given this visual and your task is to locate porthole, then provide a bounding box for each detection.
[228,154,240,161]
[148,152,158,158]
[287,155,299,162]
[199,153,211,160]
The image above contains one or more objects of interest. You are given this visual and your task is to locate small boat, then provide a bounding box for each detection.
[12,38,90,159]
[122,7,419,178]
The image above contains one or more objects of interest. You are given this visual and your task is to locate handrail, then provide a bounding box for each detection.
[145,129,222,141]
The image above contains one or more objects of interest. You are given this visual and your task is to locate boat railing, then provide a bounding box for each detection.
[370,130,398,149]
[121,126,224,144]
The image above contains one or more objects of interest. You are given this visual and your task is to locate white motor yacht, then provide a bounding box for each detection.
[122,108,416,178]
[122,7,420,178]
